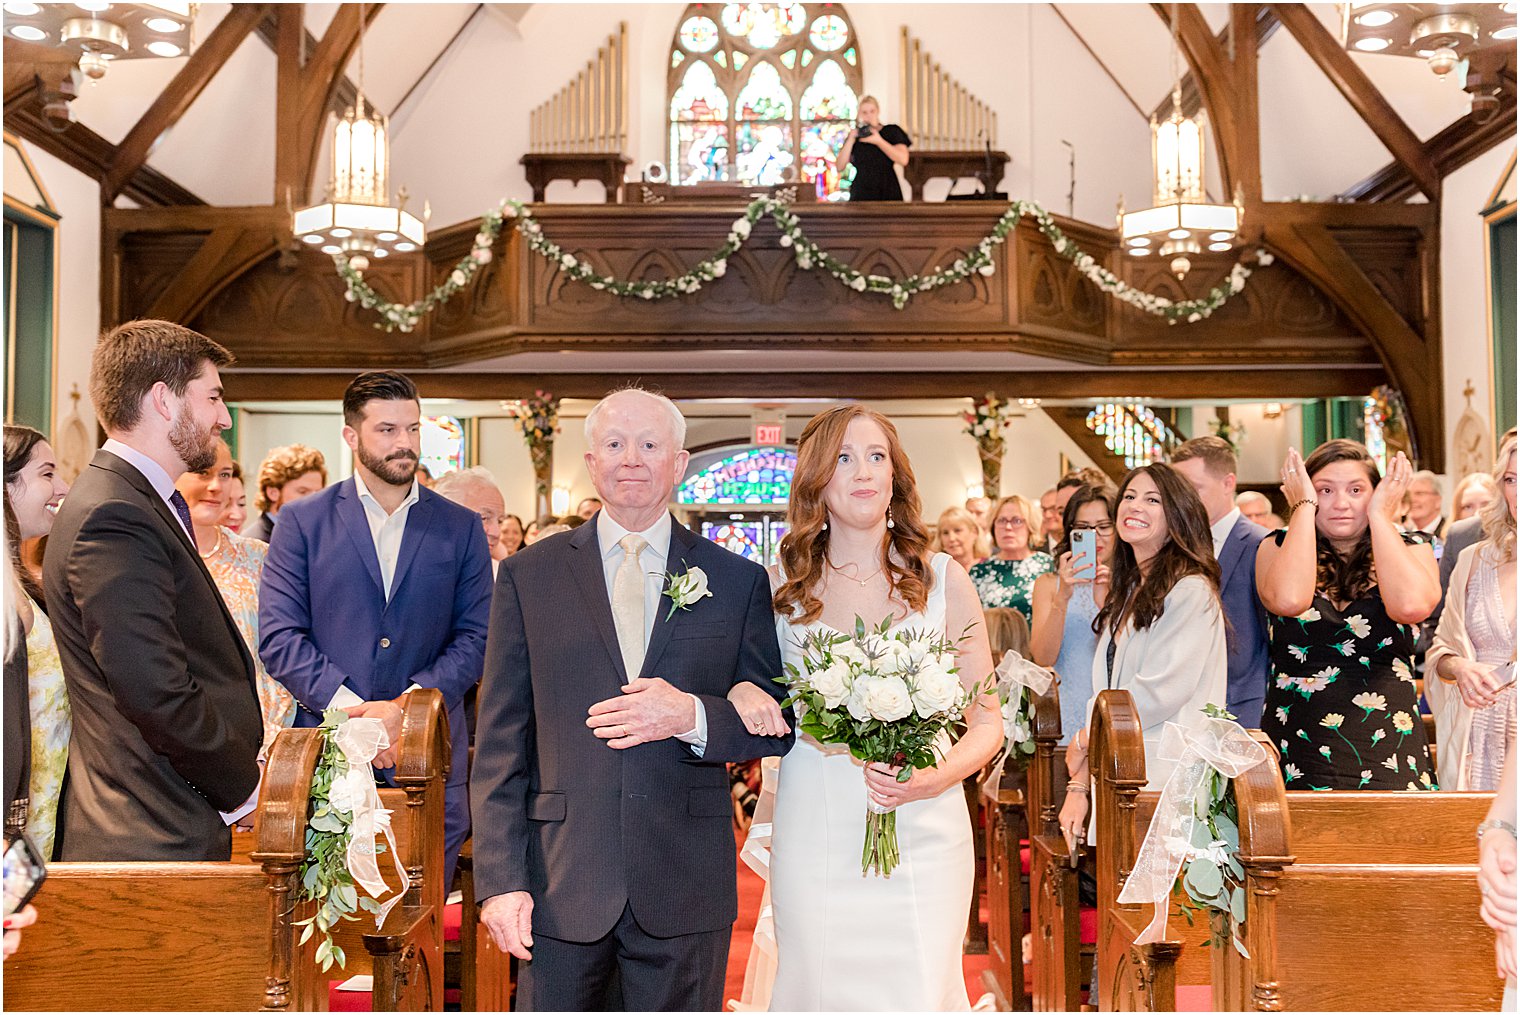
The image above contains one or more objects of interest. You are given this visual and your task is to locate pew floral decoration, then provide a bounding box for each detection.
[330,196,1271,331]
[295,709,408,972]
[988,650,1052,783]
[1118,704,1267,958]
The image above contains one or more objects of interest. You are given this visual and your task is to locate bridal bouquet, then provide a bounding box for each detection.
[779,617,989,877]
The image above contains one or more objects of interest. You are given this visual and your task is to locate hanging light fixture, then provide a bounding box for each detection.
[292,3,425,272]
[3,2,196,80]
[1118,4,1241,281]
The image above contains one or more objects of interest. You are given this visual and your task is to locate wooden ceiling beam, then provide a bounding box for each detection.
[103,3,271,202]
[1230,4,1263,206]
[1272,3,1440,200]
[1342,82,1517,201]
[1150,5,1279,121]
[1151,3,1244,198]
[5,106,203,206]
[277,2,385,207]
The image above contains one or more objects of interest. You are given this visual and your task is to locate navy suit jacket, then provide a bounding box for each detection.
[257,477,493,788]
[1219,513,1271,728]
[470,515,793,942]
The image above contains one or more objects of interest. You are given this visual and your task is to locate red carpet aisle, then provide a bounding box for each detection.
[724,835,994,1009]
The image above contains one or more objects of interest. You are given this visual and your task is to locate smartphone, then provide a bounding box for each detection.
[857,123,875,137]
[1070,528,1097,582]
[3,832,46,917]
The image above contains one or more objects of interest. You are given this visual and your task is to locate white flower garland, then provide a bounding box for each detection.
[334,196,1272,332]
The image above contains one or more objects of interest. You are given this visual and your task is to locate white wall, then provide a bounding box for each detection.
[13,143,101,455]
[235,411,351,488]
[1440,142,1516,477]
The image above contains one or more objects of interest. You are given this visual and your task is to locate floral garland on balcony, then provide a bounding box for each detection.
[332,196,1272,333]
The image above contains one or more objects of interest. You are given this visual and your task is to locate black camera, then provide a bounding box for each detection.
[856,123,875,138]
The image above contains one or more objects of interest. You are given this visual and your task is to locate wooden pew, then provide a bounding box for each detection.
[1214,736,1500,1011]
[457,839,514,1011]
[2,725,430,1011]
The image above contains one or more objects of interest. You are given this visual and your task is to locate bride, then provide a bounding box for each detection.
[729,404,1001,1011]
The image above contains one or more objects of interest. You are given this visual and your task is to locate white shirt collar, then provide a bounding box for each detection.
[597,510,672,563]
[1210,506,1242,554]
[102,438,178,502]
[352,470,420,516]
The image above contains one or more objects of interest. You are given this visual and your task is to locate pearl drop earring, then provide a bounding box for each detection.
[886,508,895,530]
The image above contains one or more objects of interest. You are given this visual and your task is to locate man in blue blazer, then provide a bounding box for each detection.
[259,371,493,886]
[1173,437,1271,728]
[471,387,793,1011]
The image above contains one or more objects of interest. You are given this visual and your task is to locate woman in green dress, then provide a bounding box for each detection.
[970,493,1054,624]
[4,425,71,858]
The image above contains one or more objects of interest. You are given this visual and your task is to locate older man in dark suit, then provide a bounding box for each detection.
[471,387,793,1011]
[1172,437,1272,728]
[43,320,263,861]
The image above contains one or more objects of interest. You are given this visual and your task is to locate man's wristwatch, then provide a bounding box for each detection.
[1477,818,1516,841]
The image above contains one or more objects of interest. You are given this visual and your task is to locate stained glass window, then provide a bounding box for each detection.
[678,447,796,505]
[420,415,465,479]
[1084,403,1179,468]
[667,3,862,198]
[1363,396,1388,475]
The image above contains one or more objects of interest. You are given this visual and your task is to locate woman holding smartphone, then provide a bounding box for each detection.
[1030,484,1117,744]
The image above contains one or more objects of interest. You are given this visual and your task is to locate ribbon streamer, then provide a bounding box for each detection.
[334,718,411,928]
[984,651,1055,789]
[1116,716,1266,945]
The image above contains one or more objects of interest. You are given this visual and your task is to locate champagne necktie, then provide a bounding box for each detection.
[612,533,649,680]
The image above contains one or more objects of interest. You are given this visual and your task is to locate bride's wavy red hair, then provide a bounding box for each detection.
[774,405,933,625]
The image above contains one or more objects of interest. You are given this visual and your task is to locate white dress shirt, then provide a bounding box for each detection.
[595,510,708,753]
[326,472,422,712]
[102,439,192,540]
[102,439,257,824]
[1209,506,1242,558]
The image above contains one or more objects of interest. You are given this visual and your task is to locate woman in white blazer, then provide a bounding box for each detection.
[1428,435,1516,791]
[1058,464,1228,842]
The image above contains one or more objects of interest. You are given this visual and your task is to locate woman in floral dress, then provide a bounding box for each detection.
[1258,440,1440,791]
[969,494,1053,624]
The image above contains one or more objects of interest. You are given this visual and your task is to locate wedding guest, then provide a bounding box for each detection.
[1449,471,1499,534]
[834,95,910,202]
[1237,490,1273,527]
[965,495,992,532]
[2,541,38,959]
[416,462,435,489]
[575,496,602,520]
[1437,429,1518,627]
[1405,469,1446,541]
[499,513,525,559]
[935,505,989,574]
[1171,436,1272,727]
[434,467,509,576]
[260,370,492,888]
[220,461,249,533]
[4,426,71,858]
[1477,754,1516,1006]
[1030,484,1116,744]
[1039,488,1062,554]
[984,606,1031,664]
[1428,434,1516,791]
[1057,465,1226,844]
[175,440,294,758]
[1257,442,1439,791]
[969,494,1054,622]
[44,320,262,860]
[244,443,326,543]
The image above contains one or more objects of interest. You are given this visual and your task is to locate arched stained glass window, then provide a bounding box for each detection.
[420,415,465,479]
[667,3,862,200]
[677,446,796,505]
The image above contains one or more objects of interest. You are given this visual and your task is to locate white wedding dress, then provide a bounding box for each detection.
[744,553,974,1012]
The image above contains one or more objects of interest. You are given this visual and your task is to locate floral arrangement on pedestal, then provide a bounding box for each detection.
[1209,415,1248,452]
[1368,384,1417,463]
[509,390,560,518]
[963,393,1018,500]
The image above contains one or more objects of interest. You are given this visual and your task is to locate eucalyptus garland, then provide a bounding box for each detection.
[335,195,1271,332]
[1173,703,1250,958]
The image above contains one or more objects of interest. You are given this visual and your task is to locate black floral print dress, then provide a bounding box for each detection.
[1260,531,1437,792]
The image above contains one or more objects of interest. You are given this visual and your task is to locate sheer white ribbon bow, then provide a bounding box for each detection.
[1116,717,1266,945]
[984,651,1054,788]
[333,718,411,928]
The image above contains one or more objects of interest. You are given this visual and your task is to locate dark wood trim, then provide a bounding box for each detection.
[1150,5,1279,121]
[103,4,271,202]
[1272,3,1440,201]
[1230,4,1263,206]
[3,107,203,206]
[1342,89,1518,201]
[142,227,281,323]
[221,366,1390,403]
[1048,5,1146,119]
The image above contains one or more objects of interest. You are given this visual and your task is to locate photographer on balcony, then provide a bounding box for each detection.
[835,96,911,202]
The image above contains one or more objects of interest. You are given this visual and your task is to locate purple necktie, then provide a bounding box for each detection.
[168,489,194,538]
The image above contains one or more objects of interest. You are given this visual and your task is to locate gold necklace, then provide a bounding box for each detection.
[827,556,882,588]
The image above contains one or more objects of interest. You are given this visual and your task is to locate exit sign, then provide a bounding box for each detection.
[754,423,784,445]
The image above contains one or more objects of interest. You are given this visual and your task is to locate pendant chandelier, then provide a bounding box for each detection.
[1118,4,1242,281]
[292,3,424,272]
[3,2,196,81]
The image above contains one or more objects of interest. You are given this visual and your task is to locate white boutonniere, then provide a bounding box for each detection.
[660,563,713,620]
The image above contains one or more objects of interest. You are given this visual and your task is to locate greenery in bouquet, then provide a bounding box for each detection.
[1172,703,1249,957]
[962,392,1017,444]
[509,389,560,449]
[295,708,386,971]
[998,684,1038,766]
[778,616,993,877]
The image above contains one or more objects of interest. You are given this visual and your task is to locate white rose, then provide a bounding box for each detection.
[846,677,874,721]
[471,248,492,265]
[731,218,752,239]
[911,664,961,718]
[678,566,712,604]
[326,768,369,815]
[561,253,577,269]
[978,263,996,276]
[861,675,913,722]
[810,660,852,710]
[833,639,868,667]
[450,269,469,287]
[905,637,935,665]
[850,275,868,292]
[712,259,727,278]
